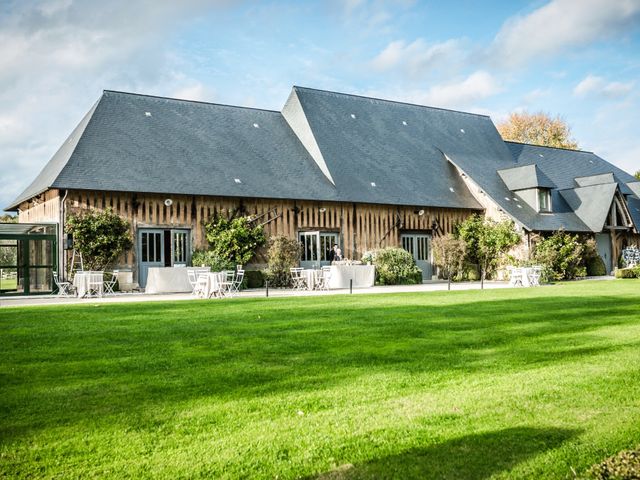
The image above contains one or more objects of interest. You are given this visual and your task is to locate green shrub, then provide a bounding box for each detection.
[191,250,234,271]
[462,263,480,281]
[614,268,639,279]
[66,209,133,271]
[263,236,302,287]
[367,247,422,285]
[533,230,586,281]
[203,214,266,266]
[244,270,265,288]
[587,446,640,480]
[432,234,466,283]
[456,215,520,286]
[586,255,607,276]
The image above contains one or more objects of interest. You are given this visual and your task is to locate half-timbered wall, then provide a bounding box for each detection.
[17,189,60,223]
[55,189,477,276]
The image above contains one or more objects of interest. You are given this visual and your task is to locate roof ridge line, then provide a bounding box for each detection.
[102,90,281,114]
[505,140,594,154]
[292,85,492,119]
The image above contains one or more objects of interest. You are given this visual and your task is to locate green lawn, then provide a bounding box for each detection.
[1,281,640,479]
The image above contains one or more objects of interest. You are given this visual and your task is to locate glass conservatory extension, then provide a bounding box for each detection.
[0,223,57,296]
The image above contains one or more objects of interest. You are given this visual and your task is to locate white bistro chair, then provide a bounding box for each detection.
[508,267,523,287]
[317,266,331,291]
[232,269,245,294]
[290,268,305,290]
[103,270,119,295]
[53,272,76,297]
[528,266,542,287]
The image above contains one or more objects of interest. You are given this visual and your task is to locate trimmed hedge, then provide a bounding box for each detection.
[587,445,640,479]
[586,255,607,276]
[614,267,640,279]
[244,270,265,288]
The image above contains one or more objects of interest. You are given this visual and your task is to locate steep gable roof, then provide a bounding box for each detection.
[8,91,340,210]
[8,88,483,211]
[559,183,618,232]
[291,86,486,209]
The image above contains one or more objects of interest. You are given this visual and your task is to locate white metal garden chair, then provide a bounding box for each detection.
[317,266,331,291]
[219,271,235,297]
[193,273,208,298]
[528,266,542,287]
[53,272,76,297]
[231,269,244,294]
[508,267,523,287]
[290,267,305,290]
[103,270,118,295]
[188,269,198,294]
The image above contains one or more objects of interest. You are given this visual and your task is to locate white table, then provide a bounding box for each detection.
[200,272,229,298]
[301,269,320,290]
[145,267,201,294]
[328,265,375,289]
[73,272,104,297]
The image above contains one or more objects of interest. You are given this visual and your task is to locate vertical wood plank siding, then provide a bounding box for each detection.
[17,189,60,223]
[21,189,480,270]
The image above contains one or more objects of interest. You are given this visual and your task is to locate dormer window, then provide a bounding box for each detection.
[537,189,552,213]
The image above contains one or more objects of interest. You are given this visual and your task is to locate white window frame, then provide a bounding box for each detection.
[537,189,552,213]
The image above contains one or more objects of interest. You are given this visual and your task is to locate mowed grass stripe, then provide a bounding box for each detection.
[1,280,639,479]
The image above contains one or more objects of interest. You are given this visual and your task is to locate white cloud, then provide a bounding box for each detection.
[491,0,640,67]
[0,0,231,211]
[171,83,216,103]
[417,71,502,108]
[574,74,635,97]
[364,70,502,110]
[370,38,462,75]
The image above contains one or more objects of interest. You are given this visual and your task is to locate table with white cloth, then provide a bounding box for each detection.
[145,267,209,294]
[200,272,228,298]
[73,272,104,297]
[328,265,375,289]
[301,269,320,290]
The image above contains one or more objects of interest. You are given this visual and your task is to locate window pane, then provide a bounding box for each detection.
[0,268,19,292]
[155,234,162,262]
[0,242,18,267]
[29,240,53,266]
[141,234,148,262]
[29,267,53,293]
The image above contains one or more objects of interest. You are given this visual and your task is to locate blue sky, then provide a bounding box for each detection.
[1,0,639,212]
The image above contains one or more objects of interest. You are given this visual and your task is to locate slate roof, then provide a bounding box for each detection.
[497,164,555,191]
[290,86,485,209]
[506,142,640,231]
[8,89,482,211]
[7,91,341,210]
[7,86,640,235]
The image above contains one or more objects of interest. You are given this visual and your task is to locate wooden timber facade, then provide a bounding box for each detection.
[17,188,478,279]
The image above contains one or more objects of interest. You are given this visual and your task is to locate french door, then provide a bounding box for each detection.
[137,228,190,287]
[299,231,339,268]
[401,233,432,281]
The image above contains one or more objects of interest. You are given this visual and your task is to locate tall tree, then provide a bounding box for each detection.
[497,111,579,150]
[635,170,640,180]
[0,214,17,223]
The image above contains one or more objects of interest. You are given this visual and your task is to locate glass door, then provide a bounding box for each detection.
[401,233,432,281]
[171,230,189,266]
[299,231,340,268]
[299,231,320,269]
[138,229,164,287]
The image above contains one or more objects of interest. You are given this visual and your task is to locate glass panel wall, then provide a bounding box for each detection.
[0,223,57,295]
